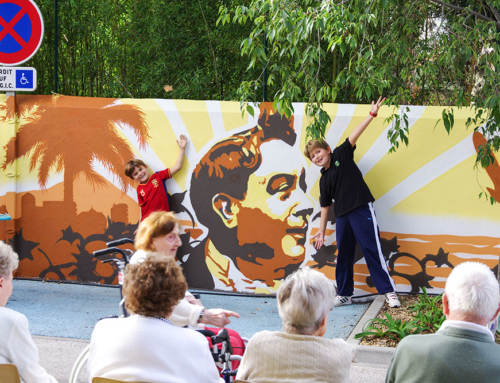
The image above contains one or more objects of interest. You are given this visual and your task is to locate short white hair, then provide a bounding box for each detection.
[445,262,499,321]
[0,241,19,279]
[277,267,335,334]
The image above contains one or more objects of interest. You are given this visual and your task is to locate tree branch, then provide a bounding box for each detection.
[428,0,498,26]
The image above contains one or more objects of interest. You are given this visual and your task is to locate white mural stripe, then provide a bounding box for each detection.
[10,175,64,194]
[377,210,500,237]
[325,104,356,148]
[376,134,476,211]
[453,253,499,260]
[91,158,137,201]
[233,102,259,132]
[358,106,427,175]
[398,238,431,243]
[205,101,226,138]
[154,99,197,165]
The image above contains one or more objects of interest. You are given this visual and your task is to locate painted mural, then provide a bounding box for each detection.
[0,94,498,295]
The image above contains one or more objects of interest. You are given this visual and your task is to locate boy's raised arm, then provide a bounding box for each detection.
[348,96,385,147]
[170,134,188,175]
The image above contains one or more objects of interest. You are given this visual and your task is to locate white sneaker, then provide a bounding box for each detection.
[334,295,352,307]
[385,292,401,308]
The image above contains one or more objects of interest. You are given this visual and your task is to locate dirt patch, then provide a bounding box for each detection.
[358,295,500,347]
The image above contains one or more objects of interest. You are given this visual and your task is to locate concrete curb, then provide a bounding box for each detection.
[346,295,395,366]
[347,295,386,346]
[353,344,395,366]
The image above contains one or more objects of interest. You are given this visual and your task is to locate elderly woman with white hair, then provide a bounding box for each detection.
[235,267,353,383]
[0,241,58,383]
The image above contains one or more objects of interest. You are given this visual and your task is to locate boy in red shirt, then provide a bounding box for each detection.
[125,135,188,221]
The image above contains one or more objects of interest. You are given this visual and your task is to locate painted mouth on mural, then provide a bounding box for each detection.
[286,226,308,246]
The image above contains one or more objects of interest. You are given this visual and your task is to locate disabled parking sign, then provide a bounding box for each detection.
[0,66,36,90]
[0,0,44,66]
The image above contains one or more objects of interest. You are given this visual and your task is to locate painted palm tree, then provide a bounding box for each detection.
[2,95,149,208]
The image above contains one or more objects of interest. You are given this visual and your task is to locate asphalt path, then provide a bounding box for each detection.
[8,279,370,340]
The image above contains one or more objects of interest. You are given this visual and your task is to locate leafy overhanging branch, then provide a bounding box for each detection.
[218,0,499,190]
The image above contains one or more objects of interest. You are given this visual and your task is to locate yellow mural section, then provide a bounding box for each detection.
[0,95,498,294]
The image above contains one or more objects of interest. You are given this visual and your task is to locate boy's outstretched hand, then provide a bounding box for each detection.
[177,134,188,149]
[312,231,325,250]
[370,96,386,116]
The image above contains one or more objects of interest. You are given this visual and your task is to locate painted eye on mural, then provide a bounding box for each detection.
[266,174,296,195]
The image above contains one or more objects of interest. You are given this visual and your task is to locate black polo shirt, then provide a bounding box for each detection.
[319,138,374,217]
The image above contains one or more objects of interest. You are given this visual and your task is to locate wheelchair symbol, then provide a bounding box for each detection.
[20,73,29,85]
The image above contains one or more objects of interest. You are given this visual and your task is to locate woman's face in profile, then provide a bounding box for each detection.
[151,224,182,258]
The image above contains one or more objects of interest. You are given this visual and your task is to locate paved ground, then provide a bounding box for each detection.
[34,336,391,383]
[8,279,370,340]
[9,279,392,382]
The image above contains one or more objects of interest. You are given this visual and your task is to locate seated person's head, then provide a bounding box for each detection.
[123,254,187,318]
[444,261,500,325]
[134,211,181,258]
[0,241,18,306]
[277,267,335,336]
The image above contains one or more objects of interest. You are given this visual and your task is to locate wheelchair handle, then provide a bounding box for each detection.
[106,238,134,247]
[93,247,131,262]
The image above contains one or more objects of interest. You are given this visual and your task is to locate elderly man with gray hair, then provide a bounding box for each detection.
[386,261,500,383]
[0,241,58,383]
[235,267,353,382]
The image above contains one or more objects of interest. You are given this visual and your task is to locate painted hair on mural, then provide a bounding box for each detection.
[189,108,296,255]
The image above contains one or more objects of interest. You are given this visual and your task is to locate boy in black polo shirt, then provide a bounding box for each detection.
[304,97,400,307]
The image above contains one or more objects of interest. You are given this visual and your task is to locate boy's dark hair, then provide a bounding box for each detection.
[303,139,330,160]
[125,159,147,179]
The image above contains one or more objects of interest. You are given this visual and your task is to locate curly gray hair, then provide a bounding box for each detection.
[0,241,19,279]
[277,267,335,335]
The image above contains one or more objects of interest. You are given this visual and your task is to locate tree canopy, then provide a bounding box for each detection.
[218,0,499,181]
[29,0,255,100]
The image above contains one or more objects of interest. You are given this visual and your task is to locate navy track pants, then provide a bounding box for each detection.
[335,202,395,296]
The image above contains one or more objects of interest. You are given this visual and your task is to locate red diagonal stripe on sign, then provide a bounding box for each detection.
[0,7,28,48]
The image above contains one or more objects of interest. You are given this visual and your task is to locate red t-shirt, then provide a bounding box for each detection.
[137,169,171,221]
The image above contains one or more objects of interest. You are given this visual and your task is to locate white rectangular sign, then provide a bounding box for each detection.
[0,67,37,91]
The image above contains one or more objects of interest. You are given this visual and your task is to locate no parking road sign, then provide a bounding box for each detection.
[0,0,44,66]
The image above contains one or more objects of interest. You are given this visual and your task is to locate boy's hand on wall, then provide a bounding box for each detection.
[177,134,188,149]
[312,231,325,250]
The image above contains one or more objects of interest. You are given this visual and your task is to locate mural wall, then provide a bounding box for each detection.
[0,94,498,295]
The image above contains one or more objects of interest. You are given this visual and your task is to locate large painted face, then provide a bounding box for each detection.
[232,140,314,284]
[0,271,14,307]
[152,224,182,258]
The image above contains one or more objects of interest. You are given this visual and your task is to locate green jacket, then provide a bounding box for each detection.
[385,326,500,383]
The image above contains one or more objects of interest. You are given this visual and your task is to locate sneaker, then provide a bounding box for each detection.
[334,295,352,307]
[385,292,401,308]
